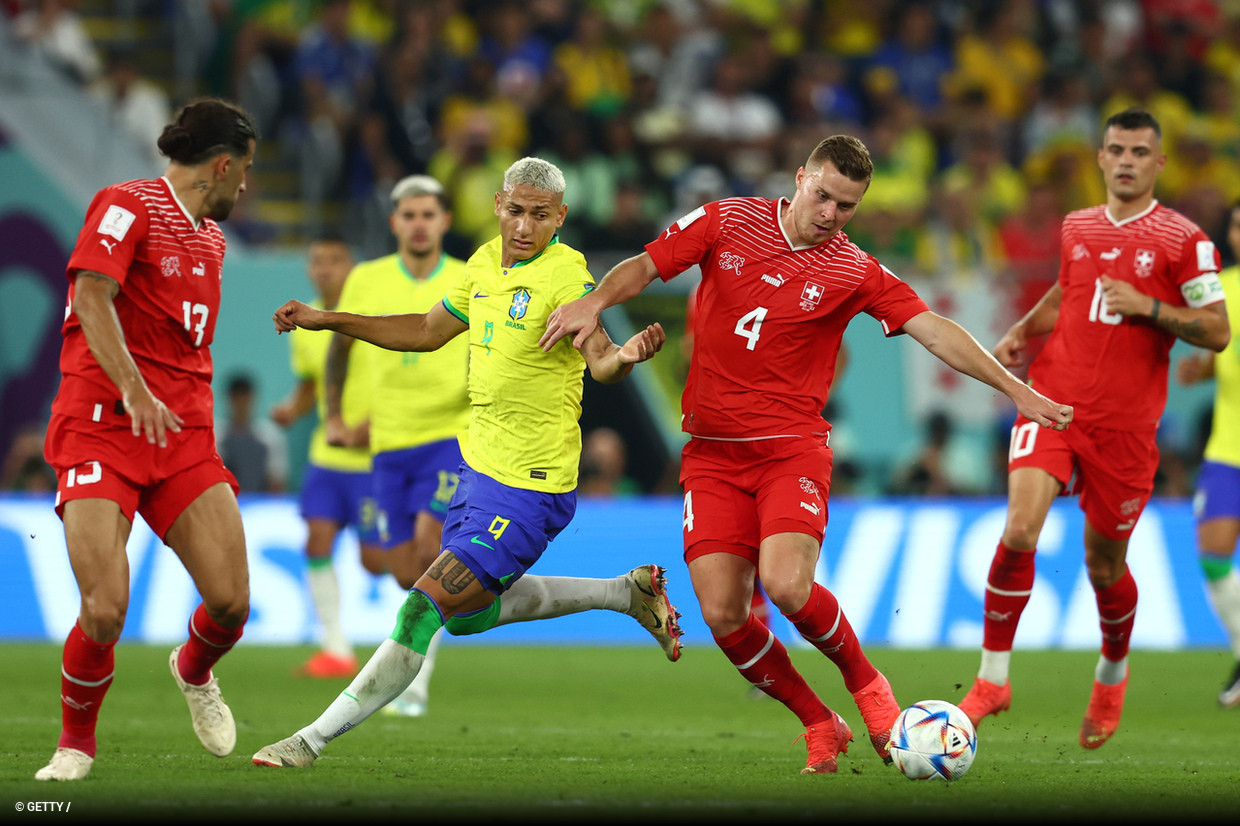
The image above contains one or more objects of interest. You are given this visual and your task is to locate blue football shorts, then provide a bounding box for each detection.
[299,463,380,544]
[441,462,577,594]
[372,438,464,547]
[1193,459,1240,523]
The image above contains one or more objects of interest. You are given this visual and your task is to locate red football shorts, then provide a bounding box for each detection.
[44,417,239,540]
[680,435,832,565]
[1007,415,1159,541]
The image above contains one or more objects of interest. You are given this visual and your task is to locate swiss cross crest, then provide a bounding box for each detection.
[1134,248,1155,278]
[160,255,181,277]
[799,281,824,311]
[719,251,745,275]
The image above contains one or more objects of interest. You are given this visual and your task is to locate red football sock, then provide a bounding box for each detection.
[981,542,1036,652]
[786,583,876,693]
[1095,567,1138,662]
[175,604,245,686]
[714,612,831,726]
[58,620,116,757]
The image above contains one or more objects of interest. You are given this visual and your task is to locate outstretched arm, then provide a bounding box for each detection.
[539,252,662,351]
[273,299,468,352]
[578,322,666,385]
[902,311,1074,430]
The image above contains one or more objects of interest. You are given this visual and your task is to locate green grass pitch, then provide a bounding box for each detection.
[3,643,1239,823]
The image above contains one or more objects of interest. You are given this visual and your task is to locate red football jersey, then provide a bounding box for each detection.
[1030,202,1223,430]
[52,177,227,428]
[646,197,929,439]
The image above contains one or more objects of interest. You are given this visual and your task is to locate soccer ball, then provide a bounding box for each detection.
[888,700,977,781]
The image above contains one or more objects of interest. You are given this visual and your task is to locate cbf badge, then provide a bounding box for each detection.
[509,288,531,321]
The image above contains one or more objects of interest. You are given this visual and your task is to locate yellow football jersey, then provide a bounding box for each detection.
[335,253,471,454]
[442,236,597,493]
[288,299,372,472]
[1204,266,1240,467]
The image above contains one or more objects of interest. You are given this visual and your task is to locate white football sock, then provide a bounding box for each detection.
[1206,567,1240,659]
[400,626,443,707]
[307,562,350,658]
[299,639,423,753]
[977,649,1011,685]
[495,574,629,626]
[1095,655,1128,685]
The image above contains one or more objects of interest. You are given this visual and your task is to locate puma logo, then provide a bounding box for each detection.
[99,239,117,254]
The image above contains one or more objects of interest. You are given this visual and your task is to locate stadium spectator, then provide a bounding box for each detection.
[253,156,681,769]
[215,372,288,493]
[959,109,1230,749]
[552,6,631,118]
[325,174,471,716]
[684,49,783,177]
[539,133,1073,775]
[865,1,955,133]
[90,46,173,171]
[268,233,381,681]
[1175,200,1240,708]
[945,0,1044,131]
[35,97,259,782]
[290,0,379,239]
[578,427,640,498]
[11,0,102,84]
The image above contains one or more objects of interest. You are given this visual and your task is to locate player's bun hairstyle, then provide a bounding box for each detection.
[808,135,873,186]
[157,97,259,165]
[1104,107,1161,139]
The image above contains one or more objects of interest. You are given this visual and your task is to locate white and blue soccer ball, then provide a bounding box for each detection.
[888,700,977,781]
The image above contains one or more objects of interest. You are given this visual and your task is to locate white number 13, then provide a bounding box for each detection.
[734,306,768,350]
[181,301,209,346]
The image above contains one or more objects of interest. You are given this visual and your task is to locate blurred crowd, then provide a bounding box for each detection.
[2,0,1235,497]
[6,0,1239,270]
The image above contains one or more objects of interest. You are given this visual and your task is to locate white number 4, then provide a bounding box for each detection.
[734,306,768,350]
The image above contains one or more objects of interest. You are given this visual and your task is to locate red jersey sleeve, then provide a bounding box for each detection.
[645,203,719,282]
[66,188,150,286]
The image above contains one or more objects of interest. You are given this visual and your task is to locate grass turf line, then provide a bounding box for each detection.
[3,644,1240,822]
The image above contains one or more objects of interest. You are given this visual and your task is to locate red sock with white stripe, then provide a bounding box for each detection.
[714,612,831,726]
[1095,567,1138,671]
[982,542,1036,651]
[58,620,116,757]
[175,604,245,686]
[786,583,876,693]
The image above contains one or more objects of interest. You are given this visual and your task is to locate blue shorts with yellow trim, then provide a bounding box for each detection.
[442,462,576,594]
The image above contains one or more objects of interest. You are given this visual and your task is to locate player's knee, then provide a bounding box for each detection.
[205,595,250,629]
[1001,519,1041,551]
[79,599,126,643]
[760,578,812,616]
[699,600,748,638]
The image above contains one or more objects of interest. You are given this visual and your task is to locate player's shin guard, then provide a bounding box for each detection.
[981,542,1036,653]
[58,620,116,757]
[1096,567,1138,666]
[300,589,443,752]
[787,582,876,693]
[176,603,246,685]
[715,612,831,726]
